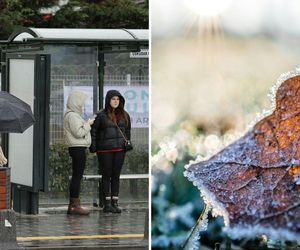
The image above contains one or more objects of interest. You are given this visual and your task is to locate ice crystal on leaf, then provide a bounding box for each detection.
[183,204,209,250]
[184,69,300,243]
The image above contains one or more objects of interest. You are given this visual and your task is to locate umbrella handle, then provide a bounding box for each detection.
[0,146,7,166]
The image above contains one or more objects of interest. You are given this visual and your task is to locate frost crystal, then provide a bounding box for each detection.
[183,204,209,250]
[294,172,300,185]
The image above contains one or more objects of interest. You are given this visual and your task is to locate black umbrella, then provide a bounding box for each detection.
[0,91,35,133]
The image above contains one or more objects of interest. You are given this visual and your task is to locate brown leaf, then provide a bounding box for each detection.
[185,73,300,240]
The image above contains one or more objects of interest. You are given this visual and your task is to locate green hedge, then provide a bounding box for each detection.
[48,143,71,192]
[48,142,148,194]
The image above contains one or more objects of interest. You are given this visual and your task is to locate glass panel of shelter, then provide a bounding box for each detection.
[104,49,149,201]
[40,44,149,203]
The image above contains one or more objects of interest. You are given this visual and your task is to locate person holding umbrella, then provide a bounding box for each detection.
[0,91,35,247]
[64,91,94,215]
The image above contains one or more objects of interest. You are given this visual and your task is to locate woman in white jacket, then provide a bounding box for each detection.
[64,91,94,215]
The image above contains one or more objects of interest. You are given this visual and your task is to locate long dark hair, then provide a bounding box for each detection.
[106,100,129,127]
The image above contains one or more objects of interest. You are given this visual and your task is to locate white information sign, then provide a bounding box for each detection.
[63,86,148,128]
[130,49,149,58]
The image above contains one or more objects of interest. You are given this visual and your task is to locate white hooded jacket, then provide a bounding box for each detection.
[63,91,91,147]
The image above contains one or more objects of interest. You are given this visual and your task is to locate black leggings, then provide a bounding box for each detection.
[69,147,86,198]
[97,151,125,197]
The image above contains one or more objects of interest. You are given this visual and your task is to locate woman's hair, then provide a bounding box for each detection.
[106,99,129,127]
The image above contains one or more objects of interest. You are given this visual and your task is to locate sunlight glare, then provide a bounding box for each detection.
[185,0,233,16]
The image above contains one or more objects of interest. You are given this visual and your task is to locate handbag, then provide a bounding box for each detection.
[115,122,133,152]
[124,140,133,152]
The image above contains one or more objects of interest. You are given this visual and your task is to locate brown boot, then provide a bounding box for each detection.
[67,198,90,215]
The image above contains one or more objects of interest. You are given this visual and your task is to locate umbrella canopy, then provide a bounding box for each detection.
[0,91,35,133]
[185,71,300,241]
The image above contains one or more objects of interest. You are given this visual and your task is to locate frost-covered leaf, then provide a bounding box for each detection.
[185,70,300,242]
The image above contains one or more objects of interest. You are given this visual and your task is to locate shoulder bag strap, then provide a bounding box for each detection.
[114,122,128,142]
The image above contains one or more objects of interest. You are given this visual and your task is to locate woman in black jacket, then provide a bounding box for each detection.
[90,90,131,213]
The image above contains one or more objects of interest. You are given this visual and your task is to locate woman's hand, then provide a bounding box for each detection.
[87,118,95,125]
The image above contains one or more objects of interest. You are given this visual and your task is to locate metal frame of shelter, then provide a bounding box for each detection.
[1,27,148,100]
[0,28,149,214]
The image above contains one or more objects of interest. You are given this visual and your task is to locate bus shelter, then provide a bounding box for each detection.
[0,28,149,214]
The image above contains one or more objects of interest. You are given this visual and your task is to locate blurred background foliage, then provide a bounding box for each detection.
[151,0,300,249]
[152,123,230,249]
[0,0,148,40]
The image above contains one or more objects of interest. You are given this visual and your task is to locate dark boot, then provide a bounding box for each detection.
[111,198,121,213]
[103,199,112,213]
[67,198,90,215]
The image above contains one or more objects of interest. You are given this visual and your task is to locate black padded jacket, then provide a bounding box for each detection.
[90,90,131,152]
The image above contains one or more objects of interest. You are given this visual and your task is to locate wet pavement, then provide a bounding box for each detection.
[14,202,148,249]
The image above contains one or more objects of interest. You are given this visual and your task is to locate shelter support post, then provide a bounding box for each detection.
[12,185,39,214]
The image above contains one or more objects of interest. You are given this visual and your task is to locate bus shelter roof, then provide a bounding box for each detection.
[7,28,148,44]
